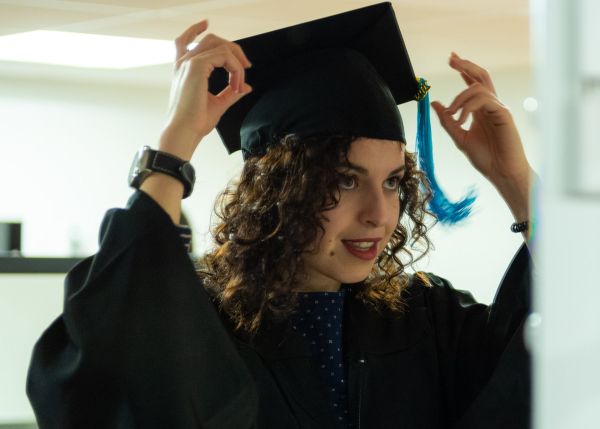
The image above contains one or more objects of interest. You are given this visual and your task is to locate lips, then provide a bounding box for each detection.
[342,238,381,261]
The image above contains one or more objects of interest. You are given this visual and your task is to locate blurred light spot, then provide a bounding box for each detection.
[523,97,539,112]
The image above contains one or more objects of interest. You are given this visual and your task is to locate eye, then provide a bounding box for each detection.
[338,174,357,190]
[383,176,402,191]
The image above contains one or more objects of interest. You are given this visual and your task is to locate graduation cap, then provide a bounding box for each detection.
[209,1,476,224]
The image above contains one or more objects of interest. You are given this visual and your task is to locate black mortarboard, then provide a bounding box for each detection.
[209,1,418,159]
[209,1,477,224]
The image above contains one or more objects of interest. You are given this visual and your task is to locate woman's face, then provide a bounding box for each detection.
[300,138,406,292]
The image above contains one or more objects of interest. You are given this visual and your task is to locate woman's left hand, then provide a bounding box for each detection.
[431,52,531,185]
[431,52,533,223]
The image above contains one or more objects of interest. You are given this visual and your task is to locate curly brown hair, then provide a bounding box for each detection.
[200,134,434,334]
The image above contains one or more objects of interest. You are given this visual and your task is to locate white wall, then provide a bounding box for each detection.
[0,64,539,423]
[0,274,63,423]
[0,73,245,257]
[0,78,162,255]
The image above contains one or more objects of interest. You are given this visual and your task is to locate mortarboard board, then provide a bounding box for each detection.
[210,2,416,157]
[208,1,476,224]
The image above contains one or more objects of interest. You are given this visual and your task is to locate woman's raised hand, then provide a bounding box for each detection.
[431,52,533,224]
[159,20,252,160]
[431,52,531,185]
[140,21,252,223]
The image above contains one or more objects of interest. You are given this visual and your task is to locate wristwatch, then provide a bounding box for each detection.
[128,146,196,198]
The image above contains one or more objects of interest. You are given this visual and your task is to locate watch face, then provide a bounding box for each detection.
[181,162,196,183]
[128,146,152,187]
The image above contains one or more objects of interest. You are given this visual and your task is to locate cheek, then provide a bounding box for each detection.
[390,198,401,222]
[318,208,346,250]
[321,235,337,257]
[385,199,401,239]
[310,219,339,258]
[304,236,337,268]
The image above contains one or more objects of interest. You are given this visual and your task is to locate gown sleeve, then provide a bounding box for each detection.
[26,191,258,429]
[422,244,532,428]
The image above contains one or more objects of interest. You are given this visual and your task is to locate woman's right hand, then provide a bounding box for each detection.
[159,20,253,160]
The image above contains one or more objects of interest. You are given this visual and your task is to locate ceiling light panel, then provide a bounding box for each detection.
[0,30,174,69]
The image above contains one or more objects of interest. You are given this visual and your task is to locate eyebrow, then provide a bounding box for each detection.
[342,162,406,176]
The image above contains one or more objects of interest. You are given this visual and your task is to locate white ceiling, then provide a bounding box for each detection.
[0,0,531,85]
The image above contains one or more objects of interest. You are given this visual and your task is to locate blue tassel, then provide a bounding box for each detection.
[415,78,476,224]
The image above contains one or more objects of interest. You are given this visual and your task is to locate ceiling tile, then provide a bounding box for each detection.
[0,4,117,35]
[62,0,210,9]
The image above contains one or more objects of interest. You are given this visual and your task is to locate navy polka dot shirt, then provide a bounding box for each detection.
[290,289,350,429]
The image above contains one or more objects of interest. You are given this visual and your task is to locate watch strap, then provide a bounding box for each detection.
[149,150,193,198]
[130,146,195,198]
[150,150,185,175]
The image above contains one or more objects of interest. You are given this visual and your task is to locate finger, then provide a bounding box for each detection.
[229,42,252,68]
[220,43,251,91]
[198,38,251,69]
[449,52,496,94]
[459,71,476,86]
[431,100,466,147]
[175,20,209,61]
[446,82,488,115]
[214,83,253,114]
[193,34,251,68]
[177,32,223,64]
[219,46,246,93]
[454,95,497,125]
[229,67,243,93]
[184,46,245,93]
[177,37,251,90]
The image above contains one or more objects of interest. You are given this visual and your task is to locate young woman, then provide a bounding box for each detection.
[27,4,533,429]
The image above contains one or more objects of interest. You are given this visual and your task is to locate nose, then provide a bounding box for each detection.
[358,187,388,227]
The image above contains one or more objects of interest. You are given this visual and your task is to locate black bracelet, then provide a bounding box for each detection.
[510,220,529,233]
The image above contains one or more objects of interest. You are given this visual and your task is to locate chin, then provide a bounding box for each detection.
[335,267,373,285]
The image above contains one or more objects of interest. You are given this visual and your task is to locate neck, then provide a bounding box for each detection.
[295,274,341,293]
[296,284,342,293]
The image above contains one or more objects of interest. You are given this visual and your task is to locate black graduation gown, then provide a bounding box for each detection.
[27,191,531,429]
